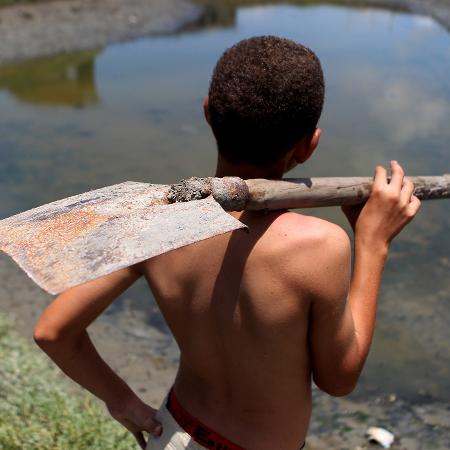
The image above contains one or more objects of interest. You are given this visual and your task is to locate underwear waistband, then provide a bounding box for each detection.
[166,388,305,450]
[166,388,246,450]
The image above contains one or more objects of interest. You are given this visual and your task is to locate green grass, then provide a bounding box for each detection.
[0,314,137,450]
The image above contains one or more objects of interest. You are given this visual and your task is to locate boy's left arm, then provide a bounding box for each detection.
[34,265,162,449]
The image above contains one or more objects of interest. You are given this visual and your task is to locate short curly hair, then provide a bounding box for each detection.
[208,36,325,166]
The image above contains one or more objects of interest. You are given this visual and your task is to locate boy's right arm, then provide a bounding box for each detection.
[308,161,421,396]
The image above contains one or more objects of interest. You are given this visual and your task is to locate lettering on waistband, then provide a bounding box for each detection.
[166,388,245,450]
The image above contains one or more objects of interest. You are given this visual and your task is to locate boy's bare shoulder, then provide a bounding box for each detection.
[271,211,349,248]
[267,211,350,282]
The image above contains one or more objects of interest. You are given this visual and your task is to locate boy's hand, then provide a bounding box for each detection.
[342,161,421,250]
[107,395,162,449]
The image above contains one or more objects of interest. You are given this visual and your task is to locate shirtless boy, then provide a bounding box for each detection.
[34,36,421,450]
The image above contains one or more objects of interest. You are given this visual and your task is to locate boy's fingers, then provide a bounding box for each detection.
[390,160,404,191]
[407,195,422,217]
[373,165,388,190]
[144,416,163,436]
[400,178,415,206]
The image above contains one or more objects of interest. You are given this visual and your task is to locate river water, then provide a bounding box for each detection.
[0,2,449,403]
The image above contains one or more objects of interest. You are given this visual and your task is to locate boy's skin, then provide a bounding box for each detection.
[34,99,421,449]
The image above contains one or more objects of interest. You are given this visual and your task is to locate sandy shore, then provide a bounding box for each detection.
[0,0,202,65]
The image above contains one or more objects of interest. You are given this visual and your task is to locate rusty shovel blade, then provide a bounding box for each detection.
[0,182,246,294]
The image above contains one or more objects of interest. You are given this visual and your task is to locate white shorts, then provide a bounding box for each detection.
[146,396,208,450]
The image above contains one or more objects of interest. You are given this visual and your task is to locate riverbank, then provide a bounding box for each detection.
[1,252,449,449]
[0,0,450,65]
[0,0,202,65]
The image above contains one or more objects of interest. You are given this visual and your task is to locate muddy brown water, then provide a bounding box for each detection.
[0,2,449,404]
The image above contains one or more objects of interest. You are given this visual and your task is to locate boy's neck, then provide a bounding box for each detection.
[215,155,286,180]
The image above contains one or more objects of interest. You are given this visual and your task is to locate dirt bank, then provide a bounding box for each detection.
[0,0,202,65]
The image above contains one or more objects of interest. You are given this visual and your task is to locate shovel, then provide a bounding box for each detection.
[0,175,448,294]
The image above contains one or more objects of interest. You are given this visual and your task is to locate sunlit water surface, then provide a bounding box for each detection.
[0,3,449,402]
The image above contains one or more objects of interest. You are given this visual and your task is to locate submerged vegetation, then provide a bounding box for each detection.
[0,313,136,450]
[0,50,100,107]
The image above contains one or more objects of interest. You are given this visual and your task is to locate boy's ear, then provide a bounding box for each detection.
[294,128,321,163]
[203,96,211,125]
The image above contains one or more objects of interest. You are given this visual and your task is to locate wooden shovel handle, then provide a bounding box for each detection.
[242,175,450,211]
[168,175,450,211]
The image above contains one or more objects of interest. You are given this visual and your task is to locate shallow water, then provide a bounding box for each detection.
[0,3,449,402]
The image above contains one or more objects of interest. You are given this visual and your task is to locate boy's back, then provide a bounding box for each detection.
[142,209,348,450]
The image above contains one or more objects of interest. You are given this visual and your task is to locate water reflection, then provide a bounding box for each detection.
[0,50,100,107]
[189,0,409,29]
[371,79,450,144]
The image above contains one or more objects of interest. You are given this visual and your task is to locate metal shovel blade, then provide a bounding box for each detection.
[0,182,246,294]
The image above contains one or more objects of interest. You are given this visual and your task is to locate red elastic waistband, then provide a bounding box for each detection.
[167,388,246,450]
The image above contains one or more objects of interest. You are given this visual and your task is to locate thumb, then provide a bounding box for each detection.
[144,416,163,437]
